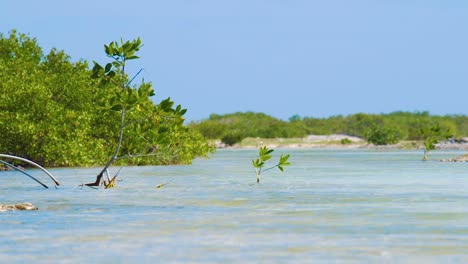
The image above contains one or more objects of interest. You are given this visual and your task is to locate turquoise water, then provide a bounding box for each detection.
[1,149,468,263]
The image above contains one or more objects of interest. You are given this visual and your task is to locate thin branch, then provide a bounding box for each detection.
[0,160,48,189]
[263,165,279,172]
[95,107,126,179]
[0,154,59,186]
[126,68,143,87]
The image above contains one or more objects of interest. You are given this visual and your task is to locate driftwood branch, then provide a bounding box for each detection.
[0,154,60,186]
[0,160,48,188]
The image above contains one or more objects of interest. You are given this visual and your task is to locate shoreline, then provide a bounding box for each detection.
[217,143,468,151]
[212,134,468,151]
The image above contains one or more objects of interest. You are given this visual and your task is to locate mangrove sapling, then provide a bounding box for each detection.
[84,38,144,187]
[85,38,186,188]
[422,137,438,161]
[252,146,290,183]
[418,123,451,161]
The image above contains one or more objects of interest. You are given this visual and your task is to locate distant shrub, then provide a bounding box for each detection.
[365,126,401,145]
[340,138,352,145]
[221,132,244,146]
[191,112,307,140]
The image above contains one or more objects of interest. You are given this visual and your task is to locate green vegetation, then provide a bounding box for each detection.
[191,112,306,146]
[365,125,401,145]
[340,138,352,145]
[221,132,244,146]
[252,146,290,183]
[0,30,212,168]
[419,123,452,161]
[190,111,467,146]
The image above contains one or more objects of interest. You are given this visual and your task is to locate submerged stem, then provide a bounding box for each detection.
[423,150,428,161]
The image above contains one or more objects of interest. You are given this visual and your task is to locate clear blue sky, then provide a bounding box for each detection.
[4,0,468,121]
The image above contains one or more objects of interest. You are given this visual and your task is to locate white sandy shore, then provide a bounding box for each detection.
[214,134,468,150]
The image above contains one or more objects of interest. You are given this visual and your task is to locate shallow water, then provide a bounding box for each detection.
[1,149,468,263]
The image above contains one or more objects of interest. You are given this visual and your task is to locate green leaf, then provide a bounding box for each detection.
[159,97,175,111]
[252,158,264,169]
[106,71,116,78]
[110,104,123,111]
[158,127,169,134]
[126,55,139,60]
[122,42,130,53]
[104,63,112,73]
[279,154,290,165]
[262,154,272,162]
[104,44,111,56]
[91,62,103,78]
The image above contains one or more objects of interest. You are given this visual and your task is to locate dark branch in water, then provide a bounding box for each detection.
[84,172,103,187]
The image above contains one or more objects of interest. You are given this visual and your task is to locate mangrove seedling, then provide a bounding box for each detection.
[85,38,186,188]
[85,38,147,188]
[252,146,290,183]
[418,123,451,161]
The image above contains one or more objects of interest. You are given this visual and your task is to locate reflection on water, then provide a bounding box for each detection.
[1,149,468,263]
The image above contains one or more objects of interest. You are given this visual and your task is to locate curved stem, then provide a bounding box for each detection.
[96,107,126,179]
[0,160,48,188]
[95,59,128,182]
[0,154,59,186]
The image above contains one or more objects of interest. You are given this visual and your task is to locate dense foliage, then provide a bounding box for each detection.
[190,111,468,145]
[190,112,306,145]
[0,30,212,167]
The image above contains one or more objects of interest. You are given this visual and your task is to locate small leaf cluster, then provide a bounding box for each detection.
[91,38,149,112]
[157,97,187,117]
[252,146,290,183]
[104,82,156,112]
[92,38,142,80]
[252,146,274,169]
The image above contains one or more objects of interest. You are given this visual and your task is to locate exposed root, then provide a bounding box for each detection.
[84,172,103,187]
[104,176,117,189]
